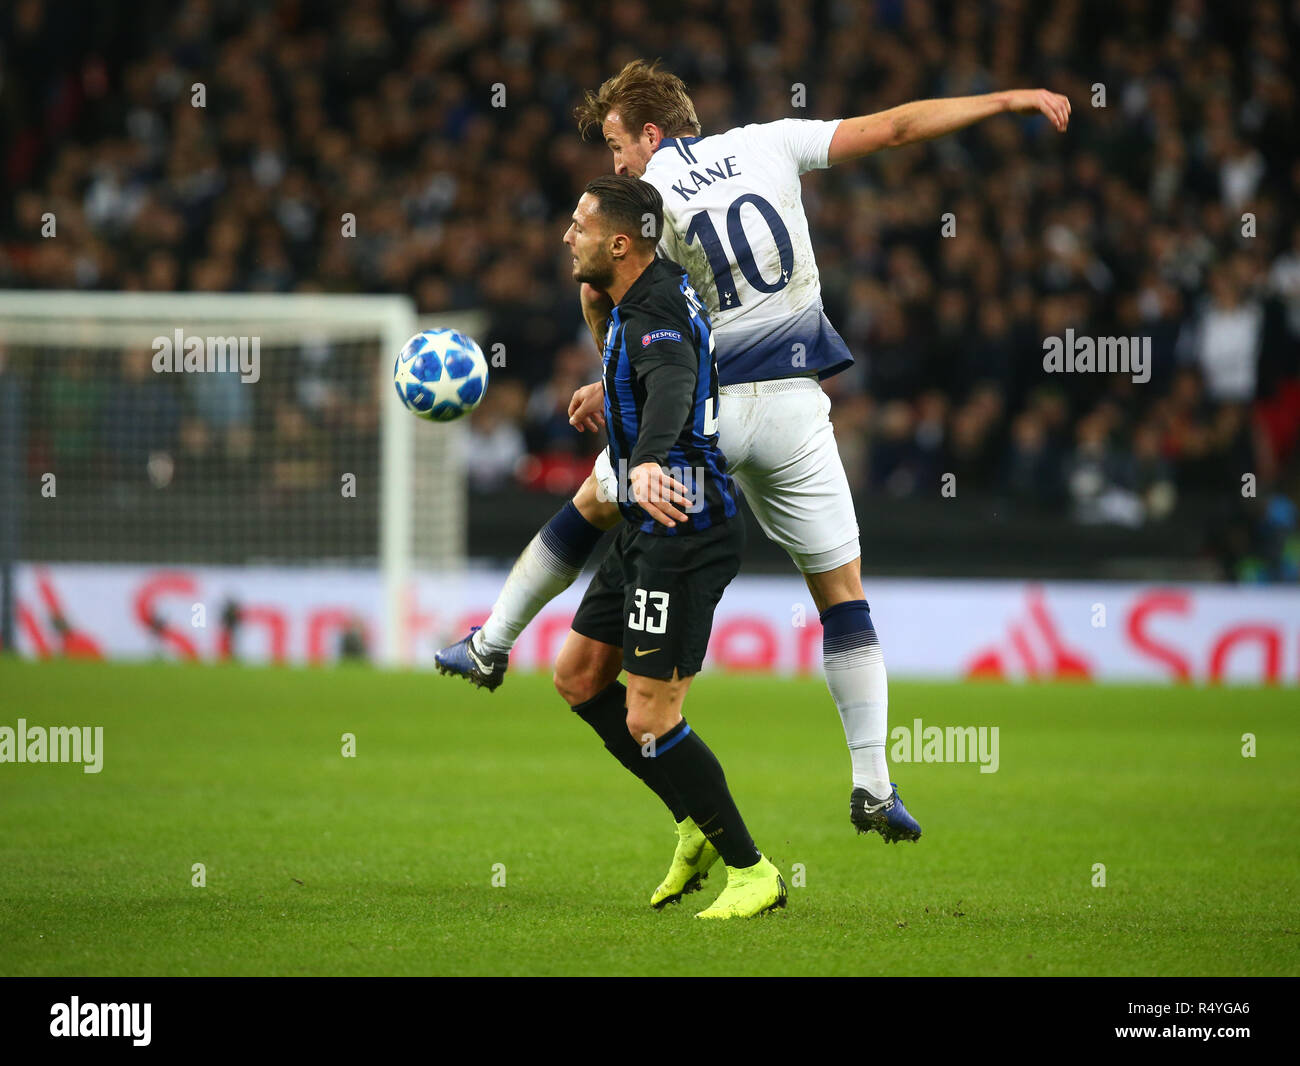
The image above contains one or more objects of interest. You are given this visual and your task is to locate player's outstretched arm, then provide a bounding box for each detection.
[827,89,1070,164]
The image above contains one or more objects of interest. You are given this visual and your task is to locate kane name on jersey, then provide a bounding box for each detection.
[642,118,854,387]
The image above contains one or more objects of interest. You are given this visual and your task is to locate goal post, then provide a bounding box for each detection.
[0,289,479,667]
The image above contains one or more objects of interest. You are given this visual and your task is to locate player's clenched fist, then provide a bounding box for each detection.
[568,380,606,432]
[1008,88,1071,132]
[629,461,692,528]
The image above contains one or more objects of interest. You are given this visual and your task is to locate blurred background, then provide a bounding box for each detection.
[1,0,1297,591]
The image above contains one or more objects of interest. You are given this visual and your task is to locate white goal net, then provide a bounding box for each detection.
[0,290,478,666]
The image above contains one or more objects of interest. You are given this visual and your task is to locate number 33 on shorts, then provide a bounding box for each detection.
[628,588,670,633]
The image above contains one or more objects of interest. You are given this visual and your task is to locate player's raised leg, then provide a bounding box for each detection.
[435,472,618,691]
[805,558,921,843]
[725,383,919,842]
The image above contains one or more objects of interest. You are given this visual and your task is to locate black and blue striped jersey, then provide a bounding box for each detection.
[602,257,739,536]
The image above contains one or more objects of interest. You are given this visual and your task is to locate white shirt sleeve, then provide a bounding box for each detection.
[656,229,682,268]
[754,118,842,174]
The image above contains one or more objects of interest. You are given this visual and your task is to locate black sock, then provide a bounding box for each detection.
[570,681,689,822]
[650,720,761,869]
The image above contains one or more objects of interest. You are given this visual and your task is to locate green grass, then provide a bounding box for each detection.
[0,659,1296,975]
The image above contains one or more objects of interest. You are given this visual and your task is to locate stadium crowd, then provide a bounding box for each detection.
[2,0,1298,579]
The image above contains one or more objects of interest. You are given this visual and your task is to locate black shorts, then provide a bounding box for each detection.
[571,516,744,680]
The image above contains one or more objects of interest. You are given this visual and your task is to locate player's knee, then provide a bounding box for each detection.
[553,660,603,706]
[624,705,664,743]
[624,678,686,740]
[804,557,863,614]
[553,641,620,706]
[573,475,621,530]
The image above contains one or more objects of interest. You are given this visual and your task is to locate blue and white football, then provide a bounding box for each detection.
[393,328,489,422]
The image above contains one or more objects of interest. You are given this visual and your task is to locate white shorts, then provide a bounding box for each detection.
[594,377,859,574]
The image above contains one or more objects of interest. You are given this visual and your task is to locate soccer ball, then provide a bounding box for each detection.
[393,328,489,422]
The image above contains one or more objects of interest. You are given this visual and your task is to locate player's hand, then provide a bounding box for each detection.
[1008,89,1071,132]
[568,380,606,432]
[629,462,692,529]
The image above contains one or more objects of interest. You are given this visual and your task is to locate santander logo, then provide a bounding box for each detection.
[964,585,1296,683]
[9,565,1299,683]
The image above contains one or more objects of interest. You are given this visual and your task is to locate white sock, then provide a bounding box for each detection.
[476,502,604,656]
[821,600,892,799]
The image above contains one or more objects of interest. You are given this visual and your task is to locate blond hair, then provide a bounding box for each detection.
[574,59,701,140]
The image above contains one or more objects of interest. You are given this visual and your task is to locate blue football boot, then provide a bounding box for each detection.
[850,782,921,843]
[434,627,508,692]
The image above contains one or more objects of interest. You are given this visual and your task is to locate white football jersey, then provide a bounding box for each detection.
[642,118,853,385]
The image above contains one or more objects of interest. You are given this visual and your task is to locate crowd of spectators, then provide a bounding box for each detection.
[2,0,1298,577]
[10,338,378,503]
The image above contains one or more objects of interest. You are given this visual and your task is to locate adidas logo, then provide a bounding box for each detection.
[965,587,1091,680]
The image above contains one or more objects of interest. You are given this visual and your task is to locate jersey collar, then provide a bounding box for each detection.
[656,135,702,165]
[619,257,661,307]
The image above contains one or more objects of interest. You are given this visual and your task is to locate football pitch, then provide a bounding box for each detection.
[1,659,1296,977]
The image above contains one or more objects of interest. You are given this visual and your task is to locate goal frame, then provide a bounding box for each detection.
[0,289,472,667]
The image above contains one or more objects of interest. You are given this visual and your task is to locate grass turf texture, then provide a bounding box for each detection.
[1,659,1296,976]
